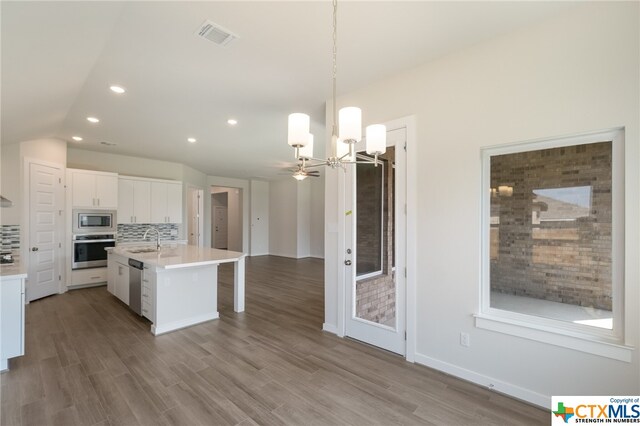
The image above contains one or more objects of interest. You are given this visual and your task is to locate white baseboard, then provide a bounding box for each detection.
[322,322,338,334]
[413,352,549,409]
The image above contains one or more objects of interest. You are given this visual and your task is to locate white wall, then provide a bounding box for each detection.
[269,179,298,258]
[67,148,183,180]
[310,175,325,258]
[296,179,311,258]
[324,2,639,404]
[250,180,269,256]
[1,144,21,225]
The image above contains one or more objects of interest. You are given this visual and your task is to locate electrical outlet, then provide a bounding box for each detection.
[460,332,471,347]
[170,229,178,236]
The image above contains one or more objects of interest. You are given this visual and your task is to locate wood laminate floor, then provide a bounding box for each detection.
[1,256,548,426]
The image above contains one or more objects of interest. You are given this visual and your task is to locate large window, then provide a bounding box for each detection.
[479,129,626,358]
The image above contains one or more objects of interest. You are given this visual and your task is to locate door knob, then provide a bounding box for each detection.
[344,260,352,266]
[31,247,39,251]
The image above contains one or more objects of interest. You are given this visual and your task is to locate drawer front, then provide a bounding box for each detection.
[71,268,107,286]
[142,301,153,321]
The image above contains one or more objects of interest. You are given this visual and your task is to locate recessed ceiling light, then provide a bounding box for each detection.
[187,138,197,143]
[87,117,100,123]
[227,119,238,126]
[110,85,126,94]
[72,136,83,142]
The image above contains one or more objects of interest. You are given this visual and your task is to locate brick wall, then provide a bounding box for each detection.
[490,141,612,311]
[356,148,397,325]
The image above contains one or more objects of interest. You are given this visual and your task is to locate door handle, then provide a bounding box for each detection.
[344,260,352,266]
[31,247,39,251]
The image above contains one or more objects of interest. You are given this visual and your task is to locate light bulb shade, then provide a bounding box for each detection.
[339,107,362,142]
[365,124,386,155]
[288,113,310,147]
[292,171,307,181]
[298,134,314,160]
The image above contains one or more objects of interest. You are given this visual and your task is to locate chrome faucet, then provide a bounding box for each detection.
[143,227,161,251]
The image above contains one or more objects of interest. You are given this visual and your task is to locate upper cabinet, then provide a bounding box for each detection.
[151,182,183,224]
[70,169,118,209]
[119,177,182,224]
[118,178,151,224]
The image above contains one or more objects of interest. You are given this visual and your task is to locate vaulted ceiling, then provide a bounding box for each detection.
[1,1,576,179]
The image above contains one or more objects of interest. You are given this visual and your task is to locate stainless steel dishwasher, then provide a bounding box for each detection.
[128,259,143,315]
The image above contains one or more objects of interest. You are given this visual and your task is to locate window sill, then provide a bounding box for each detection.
[474,313,633,362]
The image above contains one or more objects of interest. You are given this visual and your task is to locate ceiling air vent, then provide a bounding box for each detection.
[196,20,238,47]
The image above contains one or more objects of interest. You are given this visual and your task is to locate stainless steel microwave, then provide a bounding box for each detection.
[72,209,117,234]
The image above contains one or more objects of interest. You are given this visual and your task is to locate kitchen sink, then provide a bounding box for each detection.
[127,247,158,254]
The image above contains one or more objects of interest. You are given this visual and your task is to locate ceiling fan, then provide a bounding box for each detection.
[290,164,320,181]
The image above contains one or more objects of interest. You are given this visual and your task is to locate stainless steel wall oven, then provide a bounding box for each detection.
[72,234,115,269]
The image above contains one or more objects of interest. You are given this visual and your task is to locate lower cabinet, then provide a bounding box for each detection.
[1,276,25,371]
[141,266,155,322]
[107,254,129,305]
[71,267,107,287]
[115,261,130,305]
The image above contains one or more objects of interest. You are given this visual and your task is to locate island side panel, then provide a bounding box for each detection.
[152,264,219,335]
[234,257,245,312]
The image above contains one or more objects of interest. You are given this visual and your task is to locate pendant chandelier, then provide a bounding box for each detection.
[287,0,386,180]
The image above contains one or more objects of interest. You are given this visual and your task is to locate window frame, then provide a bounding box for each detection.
[356,160,385,281]
[477,128,629,361]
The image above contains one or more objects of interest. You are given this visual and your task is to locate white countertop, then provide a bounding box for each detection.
[108,245,245,270]
[0,262,27,279]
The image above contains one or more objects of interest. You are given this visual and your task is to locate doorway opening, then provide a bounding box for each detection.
[187,187,204,247]
[211,186,243,251]
[344,127,407,355]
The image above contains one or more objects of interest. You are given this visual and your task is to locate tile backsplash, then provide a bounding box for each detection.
[1,224,20,251]
[117,223,179,243]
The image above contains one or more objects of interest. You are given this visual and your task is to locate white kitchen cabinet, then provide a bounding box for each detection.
[141,266,155,322]
[70,169,118,209]
[151,182,182,223]
[1,275,26,371]
[71,267,107,286]
[107,255,117,295]
[118,178,151,224]
[114,260,130,305]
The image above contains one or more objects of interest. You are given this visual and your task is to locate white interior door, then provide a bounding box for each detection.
[345,128,407,355]
[214,206,228,249]
[28,162,63,302]
[188,188,203,246]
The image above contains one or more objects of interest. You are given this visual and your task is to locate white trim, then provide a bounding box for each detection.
[323,322,338,334]
[413,352,549,408]
[479,127,626,350]
[23,157,67,299]
[355,160,385,280]
[475,313,633,362]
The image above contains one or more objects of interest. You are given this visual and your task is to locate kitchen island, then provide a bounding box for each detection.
[107,245,245,335]
[1,262,26,371]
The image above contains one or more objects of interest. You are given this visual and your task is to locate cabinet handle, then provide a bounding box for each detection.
[97,198,100,206]
[142,293,148,298]
[90,276,100,280]
[142,279,148,283]
[131,216,133,223]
